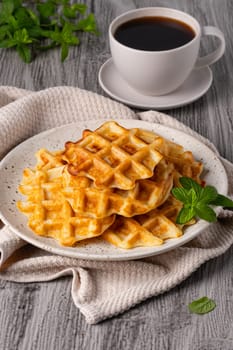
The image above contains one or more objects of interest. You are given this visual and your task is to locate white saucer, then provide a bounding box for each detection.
[98,58,213,110]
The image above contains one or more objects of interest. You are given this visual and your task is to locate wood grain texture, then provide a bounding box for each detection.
[0,1,233,349]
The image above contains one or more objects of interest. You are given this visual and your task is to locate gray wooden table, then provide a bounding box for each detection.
[0,1,233,349]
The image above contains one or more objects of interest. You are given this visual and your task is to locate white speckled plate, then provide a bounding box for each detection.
[0,119,228,261]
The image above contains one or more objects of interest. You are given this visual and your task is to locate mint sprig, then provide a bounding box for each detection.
[188,296,216,314]
[0,0,99,63]
[172,177,233,224]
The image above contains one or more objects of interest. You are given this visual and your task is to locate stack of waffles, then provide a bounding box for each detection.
[17,121,203,248]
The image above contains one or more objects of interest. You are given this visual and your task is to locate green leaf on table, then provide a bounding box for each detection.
[0,1,14,24]
[188,296,216,314]
[0,38,16,48]
[27,9,40,26]
[0,25,10,40]
[27,26,43,39]
[63,4,87,18]
[73,4,87,15]
[4,0,22,9]
[16,44,32,63]
[0,0,99,62]
[62,22,79,45]
[37,1,55,18]
[13,28,33,44]
[8,15,19,31]
[61,42,68,61]
[14,7,39,29]
[76,13,99,34]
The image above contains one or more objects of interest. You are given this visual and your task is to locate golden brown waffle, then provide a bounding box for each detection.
[110,127,203,183]
[16,122,204,250]
[135,196,183,240]
[17,166,115,246]
[63,121,164,189]
[151,137,203,184]
[102,196,183,249]
[150,194,183,224]
[63,159,174,218]
[35,148,65,171]
[102,216,163,249]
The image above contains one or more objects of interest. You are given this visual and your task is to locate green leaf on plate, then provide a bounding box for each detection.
[176,205,195,225]
[173,177,233,224]
[179,176,202,194]
[195,203,217,222]
[172,187,191,204]
[199,186,218,204]
[210,194,233,208]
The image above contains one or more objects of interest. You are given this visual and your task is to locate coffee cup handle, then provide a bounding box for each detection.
[195,26,225,69]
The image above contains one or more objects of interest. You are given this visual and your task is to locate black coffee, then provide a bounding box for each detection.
[114,16,195,51]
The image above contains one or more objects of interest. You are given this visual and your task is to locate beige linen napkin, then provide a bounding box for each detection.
[0,86,233,324]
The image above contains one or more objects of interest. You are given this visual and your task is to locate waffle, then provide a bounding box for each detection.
[16,121,204,250]
[101,216,163,249]
[135,196,183,240]
[63,121,164,189]
[35,148,65,171]
[63,159,174,218]
[17,166,115,246]
[102,196,183,249]
[151,137,203,184]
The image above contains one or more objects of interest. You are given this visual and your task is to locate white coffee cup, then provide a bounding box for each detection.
[109,7,225,96]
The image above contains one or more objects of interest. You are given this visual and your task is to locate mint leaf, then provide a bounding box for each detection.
[0,25,10,40]
[37,2,55,18]
[0,0,98,62]
[26,9,40,26]
[0,1,14,18]
[73,4,87,15]
[0,38,16,48]
[173,176,233,224]
[176,206,195,224]
[14,7,35,28]
[195,203,217,222]
[0,0,20,24]
[76,13,98,34]
[8,15,19,31]
[179,177,202,194]
[210,194,233,208]
[61,42,68,61]
[63,6,77,19]
[188,296,216,314]
[9,0,22,8]
[16,44,31,63]
[172,187,191,204]
[189,187,198,205]
[63,4,86,19]
[62,22,79,44]
[27,26,43,39]
[199,186,218,204]
[14,28,33,44]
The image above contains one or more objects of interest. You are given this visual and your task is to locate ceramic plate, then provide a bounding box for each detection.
[98,58,213,110]
[0,119,228,261]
